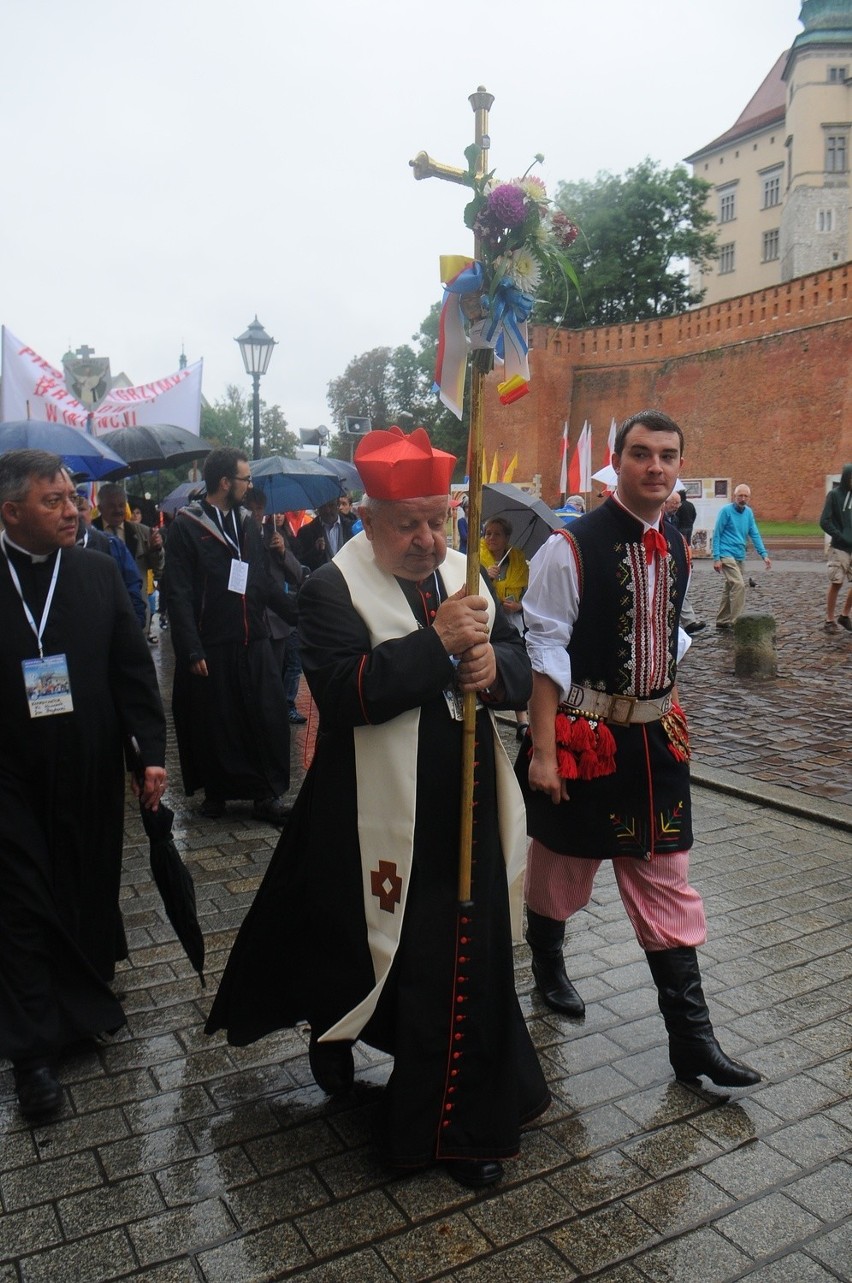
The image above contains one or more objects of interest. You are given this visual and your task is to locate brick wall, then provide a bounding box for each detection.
[483,264,852,521]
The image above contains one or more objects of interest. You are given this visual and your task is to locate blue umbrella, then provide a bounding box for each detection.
[250,456,343,513]
[0,420,128,480]
[309,455,362,491]
[160,480,206,516]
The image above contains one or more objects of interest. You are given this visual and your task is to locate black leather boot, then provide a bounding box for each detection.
[645,947,761,1088]
[525,909,585,1017]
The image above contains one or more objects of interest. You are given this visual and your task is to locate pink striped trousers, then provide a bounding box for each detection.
[524,838,707,951]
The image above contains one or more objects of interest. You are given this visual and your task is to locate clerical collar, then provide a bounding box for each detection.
[1,533,54,564]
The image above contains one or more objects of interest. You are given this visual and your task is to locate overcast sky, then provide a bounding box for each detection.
[1,0,802,436]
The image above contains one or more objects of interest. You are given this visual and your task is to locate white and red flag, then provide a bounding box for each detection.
[567,420,592,494]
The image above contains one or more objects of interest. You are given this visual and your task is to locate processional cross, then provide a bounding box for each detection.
[410,87,495,906]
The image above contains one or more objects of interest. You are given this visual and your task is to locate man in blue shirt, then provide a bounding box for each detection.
[712,484,771,629]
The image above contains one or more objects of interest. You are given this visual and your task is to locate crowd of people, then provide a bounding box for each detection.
[2,427,847,1190]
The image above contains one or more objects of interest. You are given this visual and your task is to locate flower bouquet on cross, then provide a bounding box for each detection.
[435,151,580,417]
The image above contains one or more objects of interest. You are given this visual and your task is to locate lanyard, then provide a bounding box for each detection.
[1,533,62,659]
[212,506,242,558]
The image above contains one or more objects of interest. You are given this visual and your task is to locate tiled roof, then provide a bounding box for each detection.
[685,51,788,162]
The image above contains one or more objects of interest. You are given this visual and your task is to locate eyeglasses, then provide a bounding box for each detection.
[233,473,252,484]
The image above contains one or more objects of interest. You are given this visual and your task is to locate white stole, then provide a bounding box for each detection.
[319,534,527,1042]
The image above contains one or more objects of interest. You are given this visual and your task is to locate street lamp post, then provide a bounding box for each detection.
[235,317,277,460]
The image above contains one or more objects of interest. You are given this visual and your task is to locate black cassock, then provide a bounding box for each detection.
[0,543,165,1063]
[167,503,295,802]
[207,561,550,1168]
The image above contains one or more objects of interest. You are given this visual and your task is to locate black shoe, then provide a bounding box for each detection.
[715,623,732,631]
[14,1064,62,1118]
[445,1160,504,1189]
[199,796,226,819]
[526,909,585,1018]
[669,1035,761,1088]
[684,621,706,635]
[515,724,529,742]
[839,614,852,632]
[252,796,292,826]
[308,1033,354,1095]
[288,706,307,725]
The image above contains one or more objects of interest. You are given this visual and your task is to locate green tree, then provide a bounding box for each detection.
[537,159,718,327]
[325,312,468,473]
[200,384,297,458]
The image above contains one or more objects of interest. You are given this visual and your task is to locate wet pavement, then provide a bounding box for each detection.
[1,545,850,1282]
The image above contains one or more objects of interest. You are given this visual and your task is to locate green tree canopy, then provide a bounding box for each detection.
[537,159,718,327]
[201,384,298,458]
[326,316,468,471]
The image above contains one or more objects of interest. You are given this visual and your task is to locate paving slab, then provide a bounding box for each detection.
[1,549,850,1281]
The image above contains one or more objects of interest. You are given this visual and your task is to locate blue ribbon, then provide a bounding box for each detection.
[484,278,534,361]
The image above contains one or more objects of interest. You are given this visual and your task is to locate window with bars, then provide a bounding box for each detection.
[718,243,735,274]
[762,229,780,261]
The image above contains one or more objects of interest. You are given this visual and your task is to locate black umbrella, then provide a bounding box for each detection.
[481,483,563,557]
[137,796,205,986]
[99,424,211,475]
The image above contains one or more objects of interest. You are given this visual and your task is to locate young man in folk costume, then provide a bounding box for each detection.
[518,410,760,1090]
[207,426,549,1188]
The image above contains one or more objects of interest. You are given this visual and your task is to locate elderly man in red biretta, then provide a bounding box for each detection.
[207,424,549,1189]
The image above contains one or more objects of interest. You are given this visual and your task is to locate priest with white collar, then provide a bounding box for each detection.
[0,449,166,1119]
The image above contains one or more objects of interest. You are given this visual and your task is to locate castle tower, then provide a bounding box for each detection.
[780,0,852,279]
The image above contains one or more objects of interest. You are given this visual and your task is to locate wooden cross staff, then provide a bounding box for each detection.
[410,86,495,906]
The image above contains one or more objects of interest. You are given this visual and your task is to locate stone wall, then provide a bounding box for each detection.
[483,264,852,521]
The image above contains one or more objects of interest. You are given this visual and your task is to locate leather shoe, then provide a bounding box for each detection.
[199,796,226,819]
[14,1064,62,1118]
[308,1033,354,1095]
[684,621,706,635]
[445,1159,504,1189]
[252,796,292,826]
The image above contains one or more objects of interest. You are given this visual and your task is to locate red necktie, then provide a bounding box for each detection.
[643,527,668,564]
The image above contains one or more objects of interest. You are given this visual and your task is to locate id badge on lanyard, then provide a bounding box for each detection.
[1,536,74,718]
[214,508,249,595]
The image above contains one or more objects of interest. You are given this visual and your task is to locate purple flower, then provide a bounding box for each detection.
[486,183,527,228]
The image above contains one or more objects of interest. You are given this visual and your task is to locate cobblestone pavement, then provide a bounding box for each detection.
[1,547,850,1282]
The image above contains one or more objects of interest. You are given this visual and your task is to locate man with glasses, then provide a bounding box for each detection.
[167,448,297,825]
[712,484,771,629]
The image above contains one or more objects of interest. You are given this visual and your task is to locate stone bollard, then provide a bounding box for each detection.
[733,612,777,679]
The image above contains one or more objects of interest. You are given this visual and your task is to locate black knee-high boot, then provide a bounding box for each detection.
[525,909,585,1017]
[645,947,760,1088]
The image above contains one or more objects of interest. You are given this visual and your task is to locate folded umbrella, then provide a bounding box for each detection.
[137,798,205,986]
[0,420,128,480]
